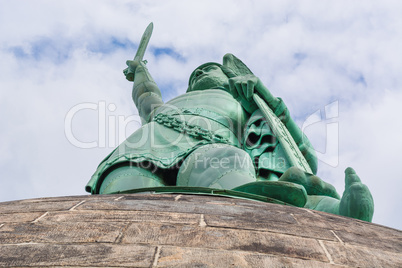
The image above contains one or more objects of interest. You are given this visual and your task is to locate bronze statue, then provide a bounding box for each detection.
[86,23,374,222]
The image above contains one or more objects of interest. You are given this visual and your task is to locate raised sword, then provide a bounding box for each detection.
[124,22,153,81]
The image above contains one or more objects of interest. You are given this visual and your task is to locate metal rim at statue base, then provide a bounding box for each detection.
[0,193,400,267]
[114,185,306,207]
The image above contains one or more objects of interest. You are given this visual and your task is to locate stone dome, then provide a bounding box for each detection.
[0,194,401,267]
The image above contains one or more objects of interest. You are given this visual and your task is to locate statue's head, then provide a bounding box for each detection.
[187,62,228,92]
[187,54,254,93]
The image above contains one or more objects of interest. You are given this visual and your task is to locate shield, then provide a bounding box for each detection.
[243,110,291,179]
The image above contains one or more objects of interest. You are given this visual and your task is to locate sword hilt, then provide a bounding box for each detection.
[123,60,147,82]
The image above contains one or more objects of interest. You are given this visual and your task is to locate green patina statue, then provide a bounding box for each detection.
[86,23,374,222]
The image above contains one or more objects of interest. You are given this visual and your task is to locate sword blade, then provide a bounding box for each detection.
[134,22,153,61]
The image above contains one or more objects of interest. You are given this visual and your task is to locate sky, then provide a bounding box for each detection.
[0,0,401,230]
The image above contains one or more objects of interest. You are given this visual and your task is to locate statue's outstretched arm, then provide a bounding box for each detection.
[124,60,164,124]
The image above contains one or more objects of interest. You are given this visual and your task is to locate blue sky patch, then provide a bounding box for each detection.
[293,52,307,67]
[88,37,136,54]
[9,36,139,63]
[354,74,367,87]
[9,37,72,63]
[10,46,29,58]
[151,47,185,61]
[293,52,307,61]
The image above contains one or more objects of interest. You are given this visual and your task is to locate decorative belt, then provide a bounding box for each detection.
[153,113,230,144]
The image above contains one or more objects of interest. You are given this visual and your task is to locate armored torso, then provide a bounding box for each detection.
[86,89,248,193]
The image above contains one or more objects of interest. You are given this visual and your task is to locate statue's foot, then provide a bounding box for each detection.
[232,181,308,207]
[339,167,374,222]
[279,167,340,199]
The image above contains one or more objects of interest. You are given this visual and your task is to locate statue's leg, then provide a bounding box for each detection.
[177,144,256,189]
[99,165,165,194]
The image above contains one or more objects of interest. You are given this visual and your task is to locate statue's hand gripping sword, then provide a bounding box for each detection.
[124,22,154,81]
[223,53,313,174]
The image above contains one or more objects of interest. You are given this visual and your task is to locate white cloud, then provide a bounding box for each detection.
[0,0,401,230]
